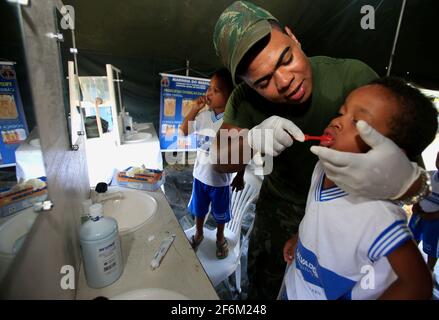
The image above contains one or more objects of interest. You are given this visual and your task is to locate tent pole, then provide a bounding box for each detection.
[386,0,407,76]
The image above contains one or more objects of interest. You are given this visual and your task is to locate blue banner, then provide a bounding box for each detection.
[159,73,210,151]
[0,62,29,166]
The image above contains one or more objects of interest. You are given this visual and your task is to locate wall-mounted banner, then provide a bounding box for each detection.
[159,73,210,151]
[0,62,29,166]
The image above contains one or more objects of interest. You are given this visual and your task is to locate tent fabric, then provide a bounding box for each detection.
[3,0,430,130]
[62,0,438,127]
[66,0,438,80]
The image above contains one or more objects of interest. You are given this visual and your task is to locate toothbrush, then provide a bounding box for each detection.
[150,234,176,270]
[283,129,332,142]
[303,134,332,142]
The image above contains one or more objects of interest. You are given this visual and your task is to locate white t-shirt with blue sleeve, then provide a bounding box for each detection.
[192,109,232,187]
[284,162,413,300]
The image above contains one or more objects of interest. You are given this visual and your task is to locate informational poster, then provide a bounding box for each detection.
[0,62,29,166]
[159,73,210,151]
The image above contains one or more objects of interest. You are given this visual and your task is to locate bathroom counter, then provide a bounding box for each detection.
[75,188,219,300]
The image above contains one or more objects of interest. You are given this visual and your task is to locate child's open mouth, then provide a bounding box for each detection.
[320,129,335,147]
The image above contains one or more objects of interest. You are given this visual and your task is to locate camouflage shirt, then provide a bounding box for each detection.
[224,56,378,206]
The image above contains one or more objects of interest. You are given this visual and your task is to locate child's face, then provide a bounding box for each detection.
[206,75,229,112]
[321,85,399,153]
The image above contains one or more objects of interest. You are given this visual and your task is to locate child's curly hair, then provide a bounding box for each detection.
[370,77,438,161]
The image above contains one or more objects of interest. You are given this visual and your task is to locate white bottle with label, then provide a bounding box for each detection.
[79,203,123,288]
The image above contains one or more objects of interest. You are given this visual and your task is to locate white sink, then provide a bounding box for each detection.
[0,208,38,281]
[122,132,152,144]
[111,288,189,300]
[102,186,157,235]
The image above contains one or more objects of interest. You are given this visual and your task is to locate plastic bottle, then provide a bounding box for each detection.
[79,203,123,288]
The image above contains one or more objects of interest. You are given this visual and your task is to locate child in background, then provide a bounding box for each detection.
[281,77,437,300]
[181,69,244,259]
[409,151,439,273]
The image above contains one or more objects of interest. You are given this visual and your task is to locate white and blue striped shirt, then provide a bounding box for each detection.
[285,162,412,300]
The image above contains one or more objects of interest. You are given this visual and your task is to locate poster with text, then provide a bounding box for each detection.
[0,62,29,166]
[159,73,210,151]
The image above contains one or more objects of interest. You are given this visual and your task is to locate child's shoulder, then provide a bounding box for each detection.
[360,199,407,230]
[361,196,406,215]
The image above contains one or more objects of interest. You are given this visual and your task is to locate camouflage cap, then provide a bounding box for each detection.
[213,1,279,86]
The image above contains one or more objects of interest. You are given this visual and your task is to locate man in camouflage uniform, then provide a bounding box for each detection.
[212,1,429,300]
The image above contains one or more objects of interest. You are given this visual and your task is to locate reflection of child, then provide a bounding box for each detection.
[409,151,439,272]
[180,69,244,259]
[281,77,437,300]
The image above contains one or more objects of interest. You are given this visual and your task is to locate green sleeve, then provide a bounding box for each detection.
[223,84,254,129]
[342,59,379,93]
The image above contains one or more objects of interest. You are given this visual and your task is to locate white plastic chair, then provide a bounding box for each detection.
[184,183,258,293]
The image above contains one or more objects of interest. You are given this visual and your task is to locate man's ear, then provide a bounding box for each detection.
[284,26,301,48]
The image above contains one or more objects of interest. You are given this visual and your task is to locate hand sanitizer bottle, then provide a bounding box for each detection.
[79,203,123,288]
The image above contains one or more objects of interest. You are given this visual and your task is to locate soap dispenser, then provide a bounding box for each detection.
[79,203,123,288]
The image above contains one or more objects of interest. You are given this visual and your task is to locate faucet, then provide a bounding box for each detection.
[90,182,124,204]
[90,190,124,204]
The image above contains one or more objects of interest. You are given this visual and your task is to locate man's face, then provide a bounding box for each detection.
[242,26,312,104]
[321,85,399,154]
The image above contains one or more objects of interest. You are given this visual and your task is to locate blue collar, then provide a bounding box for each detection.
[211,111,224,123]
[315,172,348,202]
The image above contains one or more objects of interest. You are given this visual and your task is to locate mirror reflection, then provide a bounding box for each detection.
[0,23,47,286]
[80,78,112,138]
[0,3,50,283]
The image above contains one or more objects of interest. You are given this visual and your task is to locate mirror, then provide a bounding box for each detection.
[79,76,112,139]
[56,10,125,147]
[0,2,48,282]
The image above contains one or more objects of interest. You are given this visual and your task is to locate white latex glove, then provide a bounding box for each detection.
[310,120,421,200]
[248,116,304,156]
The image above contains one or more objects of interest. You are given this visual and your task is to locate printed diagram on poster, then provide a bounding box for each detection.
[159,73,210,151]
[0,62,29,166]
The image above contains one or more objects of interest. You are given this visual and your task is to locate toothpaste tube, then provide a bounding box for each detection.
[150,234,176,270]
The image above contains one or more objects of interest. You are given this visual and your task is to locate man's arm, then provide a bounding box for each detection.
[378,240,432,300]
[213,116,305,173]
[212,122,251,173]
